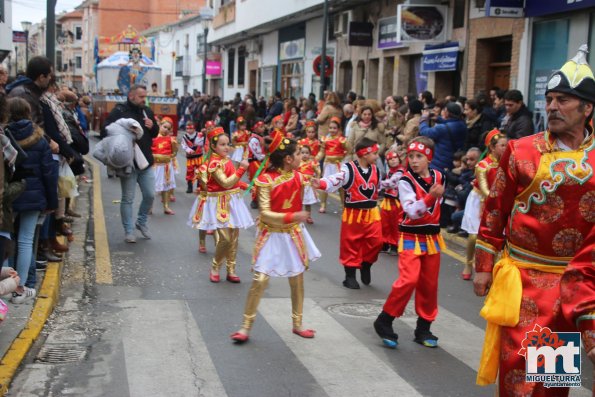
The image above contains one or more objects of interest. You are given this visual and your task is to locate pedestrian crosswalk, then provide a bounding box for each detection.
[115,299,592,396]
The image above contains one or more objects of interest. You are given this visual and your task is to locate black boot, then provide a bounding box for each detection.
[186,181,193,193]
[414,317,438,348]
[360,262,372,285]
[374,311,399,348]
[380,243,390,253]
[342,267,360,289]
[250,199,259,209]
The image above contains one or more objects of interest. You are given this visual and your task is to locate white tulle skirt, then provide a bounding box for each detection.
[253,225,321,277]
[230,146,245,162]
[461,190,481,234]
[322,162,340,178]
[302,184,318,205]
[187,191,254,231]
[154,161,176,192]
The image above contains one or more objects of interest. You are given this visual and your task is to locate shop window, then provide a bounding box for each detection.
[227,48,235,86]
[590,12,595,64]
[238,46,246,87]
[75,56,82,69]
[281,61,303,99]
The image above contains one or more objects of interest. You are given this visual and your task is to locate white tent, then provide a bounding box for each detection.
[96,51,161,93]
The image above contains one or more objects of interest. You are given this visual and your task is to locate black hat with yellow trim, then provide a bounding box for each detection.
[545,44,595,104]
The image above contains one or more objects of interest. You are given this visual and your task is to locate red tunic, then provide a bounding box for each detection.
[297,160,319,180]
[475,130,595,395]
[298,137,321,158]
[151,136,175,156]
[232,129,250,147]
[206,154,245,192]
[321,135,347,162]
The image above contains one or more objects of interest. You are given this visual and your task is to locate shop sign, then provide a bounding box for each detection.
[422,42,459,72]
[279,39,305,61]
[485,0,524,17]
[397,5,448,43]
[525,0,594,17]
[206,61,221,76]
[348,22,374,47]
[377,17,406,50]
[12,31,27,43]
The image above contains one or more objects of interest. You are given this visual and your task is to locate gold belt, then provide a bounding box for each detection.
[206,188,241,197]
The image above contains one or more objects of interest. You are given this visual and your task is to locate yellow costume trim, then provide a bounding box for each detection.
[341,207,381,225]
[153,153,175,163]
[476,252,565,386]
[413,235,422,255]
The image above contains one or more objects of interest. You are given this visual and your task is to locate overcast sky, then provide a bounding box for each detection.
[10,0,79,27]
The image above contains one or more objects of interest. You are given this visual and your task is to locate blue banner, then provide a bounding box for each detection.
[525,0,595,17]
[485,0,524,17]
[422,42,459,72]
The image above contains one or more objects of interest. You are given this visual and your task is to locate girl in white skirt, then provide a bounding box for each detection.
[460,129,507,279]
[315,116,347,213]
[230,116,250,163]
[187,126,254,283]
[297,145,320,224]
[230,131,321,344]
[151,117,178,215]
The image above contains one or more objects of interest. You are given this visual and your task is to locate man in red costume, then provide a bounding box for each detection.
[474,45,595,396]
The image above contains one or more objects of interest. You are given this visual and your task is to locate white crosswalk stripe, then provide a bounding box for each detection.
[258,297,423,397]
[121,300,227,397]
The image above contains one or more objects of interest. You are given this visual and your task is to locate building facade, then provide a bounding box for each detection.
[56,10,84,90]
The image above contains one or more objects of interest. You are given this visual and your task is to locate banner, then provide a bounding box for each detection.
[422,42,459,72]
[485,0,524,17]
[12,31,27,43]
[397,5,448,43]
[525,0,595,17]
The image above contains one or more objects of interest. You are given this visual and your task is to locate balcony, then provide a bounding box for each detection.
[175,56,191,78]
[212,1,236,29]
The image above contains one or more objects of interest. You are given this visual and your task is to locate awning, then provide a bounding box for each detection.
[422,42,459,72]
[525,0,595,17]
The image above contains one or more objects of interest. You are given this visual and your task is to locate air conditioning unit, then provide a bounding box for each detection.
[333,11,352,36]
[246,40,260,55]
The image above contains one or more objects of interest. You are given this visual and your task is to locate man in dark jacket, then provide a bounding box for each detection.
[103,84,159,243]
[419,102,467,171]
[264,92,283,123]
[501,89,534,139]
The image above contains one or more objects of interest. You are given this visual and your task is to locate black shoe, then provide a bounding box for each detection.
[374,311,399,348]
[360,262,372,285]
[380,243,390,254]
[414,317,438,348]
[250,200,259,209]
[457,231,469,238]
[186,181,193,193]
[37,249,62,262]
[342,277,360,289]
[36,260,48,270]
[447,225,459,234]
[389,245,398,256]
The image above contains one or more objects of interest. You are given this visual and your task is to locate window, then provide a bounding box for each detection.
[75,26,82,41]
[227,48,235,86]
[237,46,246,86]
[56,51,63,71]
[197,33,205,55]
[453,0,466,29]
[176,56,184,77]
[76,56,82,69]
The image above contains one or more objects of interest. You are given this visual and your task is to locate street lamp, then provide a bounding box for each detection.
[21,21,32,66]
[200,17,212,95]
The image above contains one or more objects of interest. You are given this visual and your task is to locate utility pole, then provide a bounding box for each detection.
[319,0,328,100]
[46,0,57,66]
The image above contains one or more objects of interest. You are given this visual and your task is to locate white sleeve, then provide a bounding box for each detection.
[180,137,193,154]
[320,163,349,193]
[398,180,428,220]
[248,137,265,161]
[380,170,403,190]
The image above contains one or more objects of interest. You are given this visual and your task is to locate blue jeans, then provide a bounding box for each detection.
[15,210,41,287]
[120,167,155,234]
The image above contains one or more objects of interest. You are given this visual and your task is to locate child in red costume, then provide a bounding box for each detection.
[312,137,383,289]
[152,117,178,215]
[379,150,405,255]
[181,122,205,193]
[247,121,266,209]
[374,136,446,349]
[297,145,320,224]
[298,121,320,158]
[315,117,347,213]
[231,117,250,163]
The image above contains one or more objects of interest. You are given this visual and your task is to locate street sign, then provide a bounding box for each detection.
[12,31,27,43]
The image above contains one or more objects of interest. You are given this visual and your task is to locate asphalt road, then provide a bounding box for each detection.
[8,147,593,397]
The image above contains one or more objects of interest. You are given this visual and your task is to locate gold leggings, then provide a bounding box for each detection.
[212,228,240,275]
[241,272,305,330]
[465,234,477,273]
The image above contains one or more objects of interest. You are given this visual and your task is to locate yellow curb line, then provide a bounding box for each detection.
[0,257,63,396]
[85,156,112,284]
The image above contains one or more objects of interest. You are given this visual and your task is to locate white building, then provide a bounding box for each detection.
[144,15,214,96]
[208,0,368,101]
[0,0,12,66]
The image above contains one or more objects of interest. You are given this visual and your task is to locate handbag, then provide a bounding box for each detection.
[3,127,28,166]
[0,299,8,322]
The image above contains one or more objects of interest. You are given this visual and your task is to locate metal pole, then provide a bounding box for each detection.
[25,31,29,65]
[319,0,328,100]
[202,27,208,95]
[14,46,18,76]
[46,0,57,66]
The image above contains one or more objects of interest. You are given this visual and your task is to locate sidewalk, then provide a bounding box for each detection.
[0,167,93,396]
